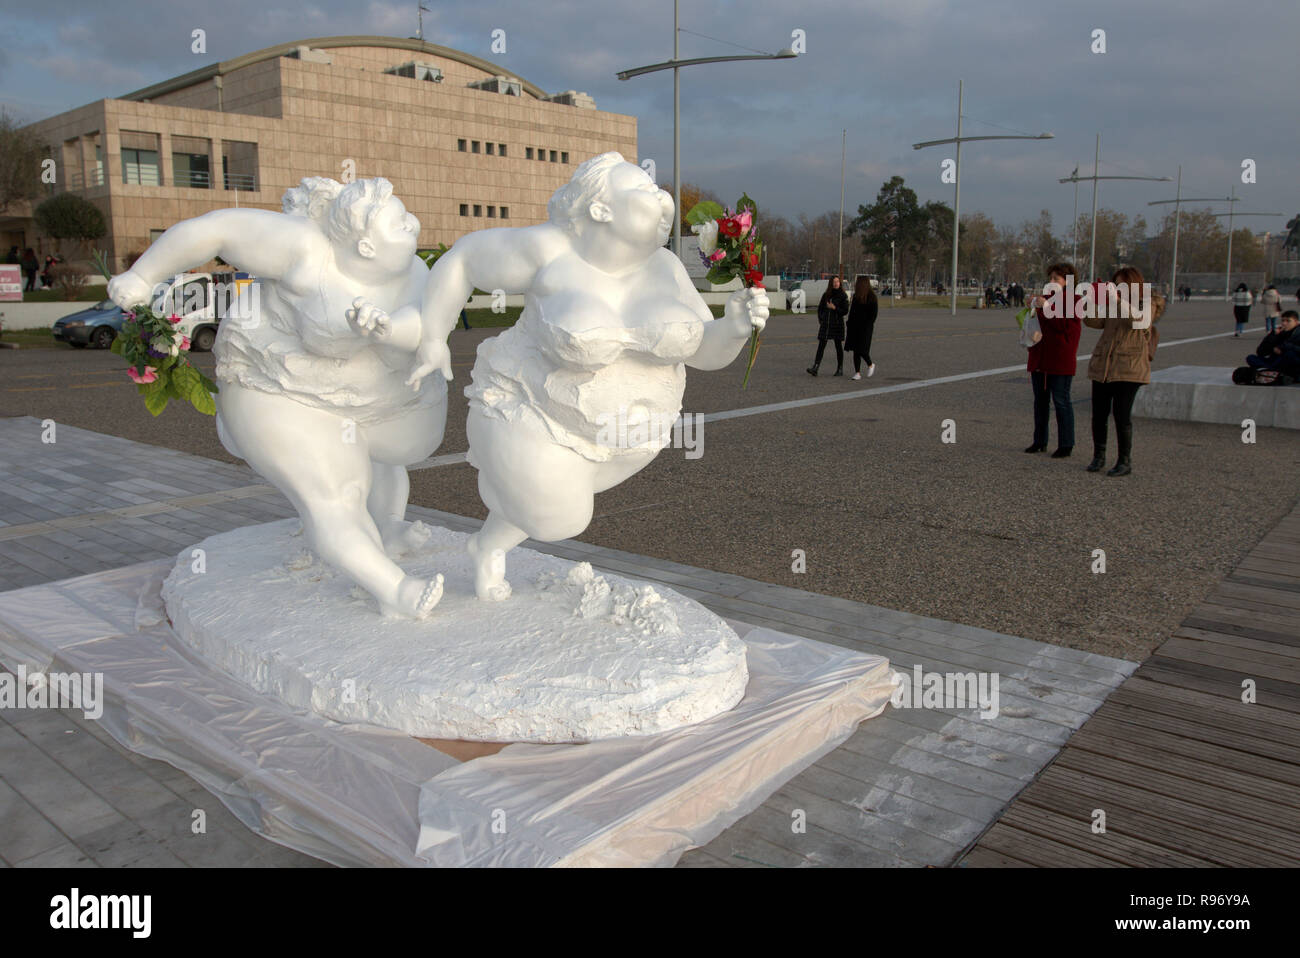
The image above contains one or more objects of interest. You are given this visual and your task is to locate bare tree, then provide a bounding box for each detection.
[0,109,45,214]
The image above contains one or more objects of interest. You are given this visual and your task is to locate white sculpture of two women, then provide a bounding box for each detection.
[107,176,448,619]
[109,152,767,618]
[352,152,768,601]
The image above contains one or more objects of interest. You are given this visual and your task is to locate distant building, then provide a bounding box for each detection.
[3,35,637,269]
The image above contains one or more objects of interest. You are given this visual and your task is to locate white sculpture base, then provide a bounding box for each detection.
[161,520,748,742]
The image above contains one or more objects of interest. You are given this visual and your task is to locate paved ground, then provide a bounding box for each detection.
[6,300,1291,661]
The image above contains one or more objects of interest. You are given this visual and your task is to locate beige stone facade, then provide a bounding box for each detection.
[5,36,637,270]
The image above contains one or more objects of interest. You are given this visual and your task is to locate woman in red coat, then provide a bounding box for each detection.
[1025,263,1083,457]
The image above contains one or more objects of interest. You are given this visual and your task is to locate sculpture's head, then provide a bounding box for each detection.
[325,177,420,275]
[282,176,344,221]
[548,152,673,253]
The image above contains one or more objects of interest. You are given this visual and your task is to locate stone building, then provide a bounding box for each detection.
[4,35,637,269]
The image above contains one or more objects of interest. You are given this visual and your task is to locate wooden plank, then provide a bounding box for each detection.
[1063,725,1300,807]
[1229,572,1300,594]
[1142,654,1300,705]
[1159,637,1300,682]
[1053,750,1300,833]
[1111,677,1300,732]
[976,821,1121,867]
[1133,663,1300,715]
[1198,593,1300,627]
[1095,699,1300,764]
[1075,714,1300,786]
[1176,624,1300,658]
[1014,777,1275,867]
[997,801,1215,867]
[957,846,1035,868]
[1032,765,1300,864]
[1179,616,1300,651]
[1215,579,1300,611]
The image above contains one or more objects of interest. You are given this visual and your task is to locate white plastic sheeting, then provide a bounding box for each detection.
[0,559,898,867]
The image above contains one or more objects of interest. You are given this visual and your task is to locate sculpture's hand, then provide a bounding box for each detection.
[107,270,156,310]
[407,338,454,389]
[724,286,770,337]
[347,297,391,338]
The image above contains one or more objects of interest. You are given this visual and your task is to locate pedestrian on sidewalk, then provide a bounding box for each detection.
[807,275,847,377]
[20,248,39,292]
[1261,284,1282,333]
[1025,262,1083,458]
[1232,283,1253,336]
[845,275,878,380]
[1085,267,1166,477]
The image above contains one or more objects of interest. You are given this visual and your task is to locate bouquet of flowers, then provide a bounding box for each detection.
[686,194,764,388]
[91,250,218,416]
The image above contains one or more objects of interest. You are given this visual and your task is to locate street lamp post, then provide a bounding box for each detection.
[913,80,1053,316]
[1059,134,1169,281]
[890,240,895,302]
[616,2,797,257]
[1147,176,1234,303]
[1204,201,1285,298]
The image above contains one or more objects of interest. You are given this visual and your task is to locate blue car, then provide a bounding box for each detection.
[52,300,126,349]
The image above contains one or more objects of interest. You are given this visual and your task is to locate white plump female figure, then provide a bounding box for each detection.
[107,177,448,618]
[350,153,767,601]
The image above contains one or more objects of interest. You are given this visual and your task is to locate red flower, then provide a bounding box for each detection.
[744,251,760,268]
[718,216,742,239]
[744,269,764,287]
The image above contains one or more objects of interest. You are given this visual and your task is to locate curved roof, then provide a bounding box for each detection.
[122,35,549,102]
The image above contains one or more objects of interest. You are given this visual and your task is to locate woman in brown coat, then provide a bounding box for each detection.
[1084,266,1166,476]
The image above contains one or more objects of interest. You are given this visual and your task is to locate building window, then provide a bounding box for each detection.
[561,151,569,164]
[487,206,496,218]
[120,131,161,186]
[458,139,467,152]
[149,229,165,243]
[550,150,558,163]
[473,204,482,217]
[221,140,258,191]
[459,203,469,216]
[500,207,509,219]
[536,146,544,160]
[486,142,495,155]
[172,135,212,189]
[471,141,480,153]
[525,147,533,160]
[498,143,507,157]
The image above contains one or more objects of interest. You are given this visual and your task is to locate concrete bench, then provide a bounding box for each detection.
[1133,365,1300,429]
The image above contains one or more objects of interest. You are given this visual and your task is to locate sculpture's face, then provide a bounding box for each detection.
[360,196,420,267]
[598,164,674,250]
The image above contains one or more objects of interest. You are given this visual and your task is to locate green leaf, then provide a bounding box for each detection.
[109,337,123,357]
[685,201,725,227]
[706,265,738,286]
[736,193,757,216]
[189,384,216,416]
[143,386,169,417]
[197,372,219,395]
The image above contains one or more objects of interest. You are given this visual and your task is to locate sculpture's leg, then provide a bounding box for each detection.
[466,512,527,601]
[368,463,431,557]
[215,382,442,618]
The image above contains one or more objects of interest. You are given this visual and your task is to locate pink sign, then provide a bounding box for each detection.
[0,265,20,301]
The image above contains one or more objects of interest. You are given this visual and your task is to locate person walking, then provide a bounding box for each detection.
[845,275,878,380]
[20,248,39,292]
[807,275,848,376]
[1261,284,1282,333]
[1085,266,1166,477]
[1232,282,1253,336]
[1025,263,1083,457]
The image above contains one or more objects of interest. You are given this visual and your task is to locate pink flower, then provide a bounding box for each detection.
[736,210,753,236]
[124,311,135,320]
[709,249,726,262]
[127,365,158,384]
[179,335,191,351]
[168,314,182,324]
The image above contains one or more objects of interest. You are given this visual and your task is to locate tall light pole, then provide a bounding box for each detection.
[890,240,895,302]
[1205,202,1285,298]
[617,3,797,257]
[1147,176,1234,302]
[1069,163,1079,266]
[1058,134,1169,281]
[837,129,846,280]
[913,80,1053,315]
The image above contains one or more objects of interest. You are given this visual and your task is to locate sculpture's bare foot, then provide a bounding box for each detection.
[467,534,512,602]
[380,518,432,558]
[380,573,444,619]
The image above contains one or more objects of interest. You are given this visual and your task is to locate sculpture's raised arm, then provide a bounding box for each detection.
[108,209,319,308]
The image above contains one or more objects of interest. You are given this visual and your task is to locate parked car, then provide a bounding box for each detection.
[51,271,238,351]
[52,299,126,349]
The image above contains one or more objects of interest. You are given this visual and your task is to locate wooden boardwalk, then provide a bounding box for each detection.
[958,503,1300,868]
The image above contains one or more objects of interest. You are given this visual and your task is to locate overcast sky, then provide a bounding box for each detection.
[2,0,1295,236]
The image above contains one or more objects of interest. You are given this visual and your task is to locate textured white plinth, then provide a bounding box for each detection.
[161,520,748,742]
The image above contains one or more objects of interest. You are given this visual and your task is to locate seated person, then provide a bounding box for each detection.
[1247,310,1300,371]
